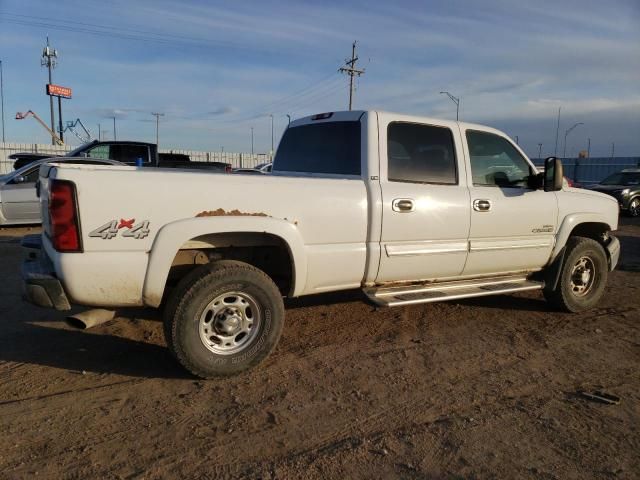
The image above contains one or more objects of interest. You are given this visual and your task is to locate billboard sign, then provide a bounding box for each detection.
[46,84,72,99]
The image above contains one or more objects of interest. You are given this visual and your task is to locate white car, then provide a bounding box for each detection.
[0,157,123,225]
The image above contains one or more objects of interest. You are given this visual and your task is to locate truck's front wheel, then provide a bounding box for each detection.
[164,260,284,378]
[543,236,608,313]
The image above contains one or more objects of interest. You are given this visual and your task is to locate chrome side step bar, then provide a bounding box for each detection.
[364,275,544,307]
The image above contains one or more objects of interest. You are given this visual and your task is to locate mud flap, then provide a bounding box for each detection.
[544,246,566,291]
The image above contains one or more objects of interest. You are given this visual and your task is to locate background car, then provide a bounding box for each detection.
[0,157,124,225]
[233,162,272,174]
[586,168,640,217]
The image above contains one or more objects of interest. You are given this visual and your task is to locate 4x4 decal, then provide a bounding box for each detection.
[89,219,150,239]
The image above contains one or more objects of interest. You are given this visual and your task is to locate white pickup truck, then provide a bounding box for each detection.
[22,110,620,378]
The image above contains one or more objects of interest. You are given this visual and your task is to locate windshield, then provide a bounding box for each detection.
[601,172,640,186]
[11,161,45,178]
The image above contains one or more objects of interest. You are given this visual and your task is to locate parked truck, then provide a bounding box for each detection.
[22,110,620,378]
[10,140,231,172]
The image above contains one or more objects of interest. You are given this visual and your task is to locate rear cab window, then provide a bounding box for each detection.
[274,121,361,176]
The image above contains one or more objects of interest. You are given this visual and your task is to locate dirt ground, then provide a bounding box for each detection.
[0,220,638,480]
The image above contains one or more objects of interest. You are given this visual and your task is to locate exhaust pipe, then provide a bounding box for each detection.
[66,309,116,330]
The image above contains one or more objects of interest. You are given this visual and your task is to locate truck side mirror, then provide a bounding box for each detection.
[13,175,26,184]
[544,157,564,192]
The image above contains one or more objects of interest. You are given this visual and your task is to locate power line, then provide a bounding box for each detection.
[205,74,342,125]
[282,87,344,115]
[0,13,259,53]
[271,78,344,114]
[189,76,344,130]
[339,41,365,111]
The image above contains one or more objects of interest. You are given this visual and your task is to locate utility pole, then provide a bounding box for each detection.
[41,36,58,145]
[440,91,460,121]
[97,123,101,141]
[112,116,116,140]
[151,112,164,147]
[58,96,63,143]
[538,143,543,159]
[0,60,5,142]
[339,41,365,111]
[250,127,254,154]
[514,135,519,145]
[587,138,591,158]
[286,114,291,126]
[554,106,561,156]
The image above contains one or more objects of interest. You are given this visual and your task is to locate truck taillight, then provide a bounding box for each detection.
[49,180,82,252]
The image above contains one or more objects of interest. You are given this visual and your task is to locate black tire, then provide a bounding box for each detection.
[163,260,284,378]
[627,196,640,217]
[543,236,608,313]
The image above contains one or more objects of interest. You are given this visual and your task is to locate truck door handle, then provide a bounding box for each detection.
[473,199,492,212]
[392,198,415,212]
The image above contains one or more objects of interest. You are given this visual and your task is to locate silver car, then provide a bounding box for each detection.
[0,157,124,225]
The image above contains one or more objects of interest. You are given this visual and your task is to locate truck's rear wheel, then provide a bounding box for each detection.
[543,236,608,313]
[164,260,284,378]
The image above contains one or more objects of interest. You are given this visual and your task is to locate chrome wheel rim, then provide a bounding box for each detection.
[630,198,640,217]
[199,291,261,355]
[570,256,596,297]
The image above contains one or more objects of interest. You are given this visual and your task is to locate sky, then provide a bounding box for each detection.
[0,0,639,158]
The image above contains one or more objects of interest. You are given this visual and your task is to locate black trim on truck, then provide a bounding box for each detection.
[21,235,71,311]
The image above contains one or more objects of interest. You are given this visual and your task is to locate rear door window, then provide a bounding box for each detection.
[275,121,361,176]
[387,122,457,184]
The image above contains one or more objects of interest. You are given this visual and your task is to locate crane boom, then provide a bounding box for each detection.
[15,110,64,145]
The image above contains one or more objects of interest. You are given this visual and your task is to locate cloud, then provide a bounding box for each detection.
[2,0,638,155]
[206,106,236,116]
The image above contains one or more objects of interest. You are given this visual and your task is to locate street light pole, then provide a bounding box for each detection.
[286,114,291,126]
[270,114,274,155]
[538,143,543,159]
[0,60,5,142]
[554,106,561,156]
[151,112,164,147]
[97,123,101,141]
[112,116,117,140]
[440,91,460,121]
[250,127,254,154]
[563,122,584,159]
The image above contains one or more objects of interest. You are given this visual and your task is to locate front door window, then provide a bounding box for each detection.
[466,130,532,188]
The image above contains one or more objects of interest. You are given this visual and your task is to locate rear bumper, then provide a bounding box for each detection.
[22,234,71,311]
[606,235,620,271]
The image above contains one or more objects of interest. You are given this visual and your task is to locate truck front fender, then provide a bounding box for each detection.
[551,213,615,261]
[142,216,307,307]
